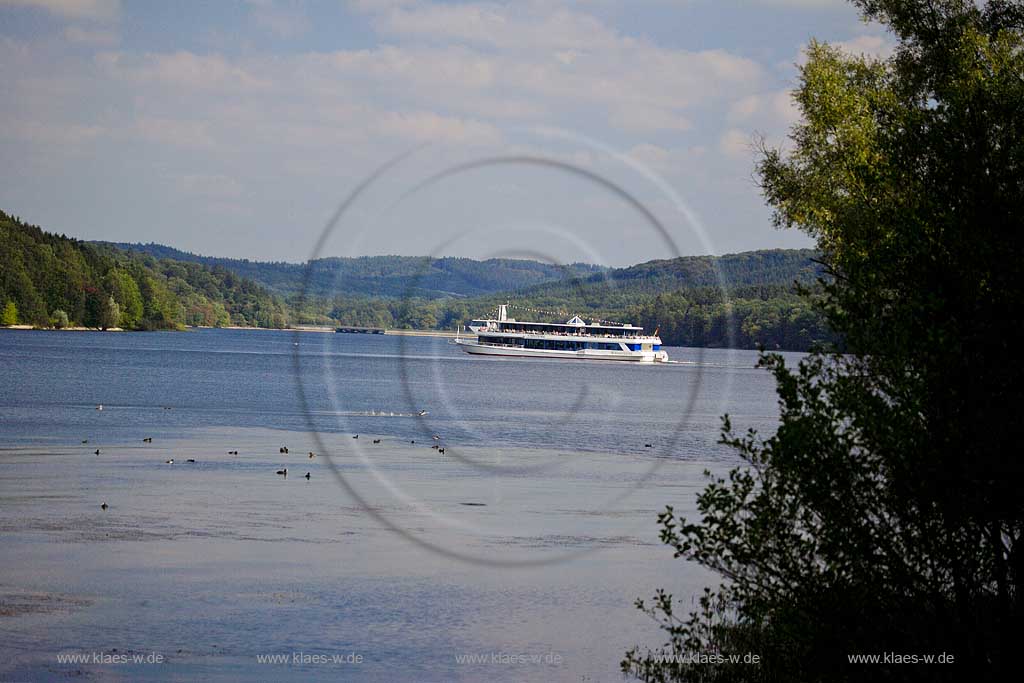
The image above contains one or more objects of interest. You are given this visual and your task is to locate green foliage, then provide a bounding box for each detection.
[99,296,120,330]
[626,1,1024,680]
[1,300,17,326]
[3,207,827,348]
[296,251,822,347]
[105,268,143,328]
[1,210,288,330]
[103,241,831,350]
[50,309,69,329]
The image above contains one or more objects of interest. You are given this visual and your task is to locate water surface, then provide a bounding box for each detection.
[0,329,797,681]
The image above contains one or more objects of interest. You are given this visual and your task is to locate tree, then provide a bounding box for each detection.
[105,268,143,328]
[1,300,17,326]
[625,1,1024,680]
[51,309,69,329]
[98,296,120,330]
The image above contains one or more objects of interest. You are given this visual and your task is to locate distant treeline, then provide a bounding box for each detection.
[1,211,288,330]
[286,285,833,351]
[286,250,835,351]
[99,241,605,299]
[4,210,833,350]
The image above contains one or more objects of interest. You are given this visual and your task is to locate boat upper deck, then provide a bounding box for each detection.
[471,318,648,338]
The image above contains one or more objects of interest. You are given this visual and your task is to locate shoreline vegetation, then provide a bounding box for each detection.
[2,208,834,351]
[0,323,463,338]
[623,1,1024,679]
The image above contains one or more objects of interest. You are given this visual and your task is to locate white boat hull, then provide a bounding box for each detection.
[454,338,668,363]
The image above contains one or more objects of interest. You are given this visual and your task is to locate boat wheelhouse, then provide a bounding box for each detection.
[454,305,668,363]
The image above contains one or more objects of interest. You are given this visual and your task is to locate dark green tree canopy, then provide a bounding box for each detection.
[0,211,289,330]
[626,1,1024,680]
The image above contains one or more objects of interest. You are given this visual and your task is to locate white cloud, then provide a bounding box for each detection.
[344,1,763,131]
[371,2,623,52]
[0,0,821,263]
[720,128,753,159]
[97,51,273,92]
[833,34,894,59]
[248,0,311,40]
[729,89,799,128]
[755,0,845,7]
[611,107,691,133]
[176,173,244,200]
[3,119,103,145]
[373,110,501,144]
[64,25,118,46]
[132,117,216,149]
[0,0,120,21]
[627,143,672,173]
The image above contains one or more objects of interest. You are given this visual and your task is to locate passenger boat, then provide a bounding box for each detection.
[454,305,668,363]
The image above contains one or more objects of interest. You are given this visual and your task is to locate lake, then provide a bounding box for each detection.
[0,328,798,681]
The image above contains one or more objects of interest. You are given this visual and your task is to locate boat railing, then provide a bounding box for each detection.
[494,328,647,339]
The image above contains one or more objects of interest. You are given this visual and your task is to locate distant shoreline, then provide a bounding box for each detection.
[2,324,460,338]
[382,329,459,338]
[1,324,125,332]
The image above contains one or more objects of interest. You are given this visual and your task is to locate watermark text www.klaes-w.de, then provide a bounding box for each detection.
[57,651,164,665]
[650,652,761,665]
[454,650,563,666]
[256,651,364,665]
[848,652,955,664]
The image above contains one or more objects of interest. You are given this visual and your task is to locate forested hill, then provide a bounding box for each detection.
[96,242,605,299]
[1,211,288,329]
[516,248,821,306]
[277,247,832,351]
[3,208,831,350]
[450,249,832,351]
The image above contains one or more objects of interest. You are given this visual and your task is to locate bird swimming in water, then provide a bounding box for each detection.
[418,410,428,416]
[165,459,174,464]
[100,503,108,510]
[94,449,100,455]
[228,450,238,455]
[438,447,445,454]
[644,443,653,448]
[432,434,440,441]
[279,446,289,454]
[82,439,88,444]
[372,439,381,444]
[186,458,196,463]
[352,435,359,439]
[308,452,315,458]
[431,444,439,450]
[276,468,287,476]
[96,404,103,411]
[304,472,310,480]
[143,437,152,443]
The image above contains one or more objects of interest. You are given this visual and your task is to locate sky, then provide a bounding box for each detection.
[0,0,893,267]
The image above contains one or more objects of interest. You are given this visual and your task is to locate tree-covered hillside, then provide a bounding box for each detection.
[1,211,288,329]
[454,249,832,350]
[5,209,831,350]
[98,241,605,298]
[283,249,832,351]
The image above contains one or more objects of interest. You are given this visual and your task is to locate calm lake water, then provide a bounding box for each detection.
[0,329,799,681]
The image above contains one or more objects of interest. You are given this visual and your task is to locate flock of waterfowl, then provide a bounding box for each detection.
[91,429,455,512]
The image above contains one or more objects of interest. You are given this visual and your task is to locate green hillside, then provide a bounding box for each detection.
[96,241,605,299]
[4,209,832,350]
[450,249,832,350]
[1,211,288,329]
[290,248,834,351]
